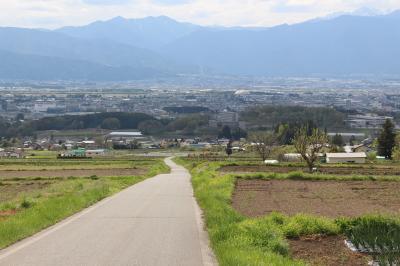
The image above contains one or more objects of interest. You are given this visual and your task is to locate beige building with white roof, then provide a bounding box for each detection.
[326,152,367,164]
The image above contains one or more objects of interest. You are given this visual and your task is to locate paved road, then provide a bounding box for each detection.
[0,158,216,266]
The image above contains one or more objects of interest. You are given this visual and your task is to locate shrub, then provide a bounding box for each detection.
[90,175,99,180]
[20,198,33,209]
[367,152,377,162]
[283,214,339,238]
[287,171,304,180]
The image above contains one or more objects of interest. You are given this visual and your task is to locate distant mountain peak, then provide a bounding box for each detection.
[57,15,201,50]
[351,7,383,16]
[105,15,179,24]
[317,7,386,21]
[109,16,125,22]
[386,9,400,18]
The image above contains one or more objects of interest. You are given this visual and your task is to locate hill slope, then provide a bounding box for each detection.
[0,27,177,73]
[0,50,164,81]
[161,12,400,76]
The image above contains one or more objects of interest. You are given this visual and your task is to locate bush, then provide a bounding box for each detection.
[20,198,33,209]
[287,171,304,180]
[90,175,99,180]
[367,152,377,162]
[282,214,339,238]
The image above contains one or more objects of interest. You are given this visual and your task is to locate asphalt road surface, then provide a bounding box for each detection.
[0,157,216,266]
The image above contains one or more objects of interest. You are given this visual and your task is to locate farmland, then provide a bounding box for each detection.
[220,164,400,176]
[176,156,400,266]
[233,179,400,218]
[0,155,169,248]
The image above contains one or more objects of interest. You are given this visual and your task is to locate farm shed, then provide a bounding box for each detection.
[326,152,367,164]
[283,153,303,162]
[86,149,106,156]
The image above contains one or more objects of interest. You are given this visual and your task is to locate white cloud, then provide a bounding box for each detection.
[0,0,399,29]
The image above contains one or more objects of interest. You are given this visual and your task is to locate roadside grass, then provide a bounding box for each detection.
[234,170,400,182]
[212,160,400,181]
[0,158,169,249]
[175,158,400,266]
[215,159,400,169]
[0,158,155,171]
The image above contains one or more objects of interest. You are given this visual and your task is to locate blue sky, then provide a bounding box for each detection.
[0,0,399,29]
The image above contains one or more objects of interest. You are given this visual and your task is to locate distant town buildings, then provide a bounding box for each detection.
[346,114,394,129]
[1,79,400,130]
[209,111,240,128]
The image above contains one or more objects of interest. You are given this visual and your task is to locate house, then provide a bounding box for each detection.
[77,140,97,149]
[107,131,144,140]
[58,148,87,158]
[351,144,369,153]
[0,149,25,159]
[282,153,324,162]
[326,152,367,164]
[283,153,303,162]
[86,149,106,156]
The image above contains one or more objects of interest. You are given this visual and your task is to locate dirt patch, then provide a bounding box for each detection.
[0,168,146,180]
[221,165,400,176]
[0,209,17,219]
[232,179,400,218]
[0,180,53,202]
[290,235,370,266]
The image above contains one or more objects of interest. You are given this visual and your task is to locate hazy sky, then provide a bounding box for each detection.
[0,0,400,29]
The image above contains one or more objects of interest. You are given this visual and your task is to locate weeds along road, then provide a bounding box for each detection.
[0,157,216,266]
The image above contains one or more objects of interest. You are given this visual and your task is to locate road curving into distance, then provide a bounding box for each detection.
[0,157,216,266]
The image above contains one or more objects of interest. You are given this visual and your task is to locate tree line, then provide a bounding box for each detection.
[241,105,346,129]
[0,112,215,138]
[0,113,156,138]
[248,119,398,172]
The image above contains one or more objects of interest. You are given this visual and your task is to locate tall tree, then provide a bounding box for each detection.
[332,133,344,147]
[101,118,121,130]
[250,132,277,162]
[219,125,232,139]
[226,140,233,157]
[294,127,328,172]
[231,128,247,140]
[377,119,396,159]
[349,135,356,146]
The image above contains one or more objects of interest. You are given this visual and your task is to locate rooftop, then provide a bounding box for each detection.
[326,152,367,158]
[108,132,143,136]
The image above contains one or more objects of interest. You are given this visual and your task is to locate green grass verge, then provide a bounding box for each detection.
[0,159,169,249]
[175,158,400,266]
[175,158,340,265]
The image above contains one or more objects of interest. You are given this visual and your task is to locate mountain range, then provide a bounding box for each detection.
[1,11,400,81]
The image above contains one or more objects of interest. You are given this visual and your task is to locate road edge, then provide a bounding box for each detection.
[168,157,218,266]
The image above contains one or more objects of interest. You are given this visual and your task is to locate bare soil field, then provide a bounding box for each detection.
[220,165,400,176]
[0,209,18,220]
[0,180,53,202]
[0,168,146,179]
[290,235,370,266]
[232,179,400,218]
